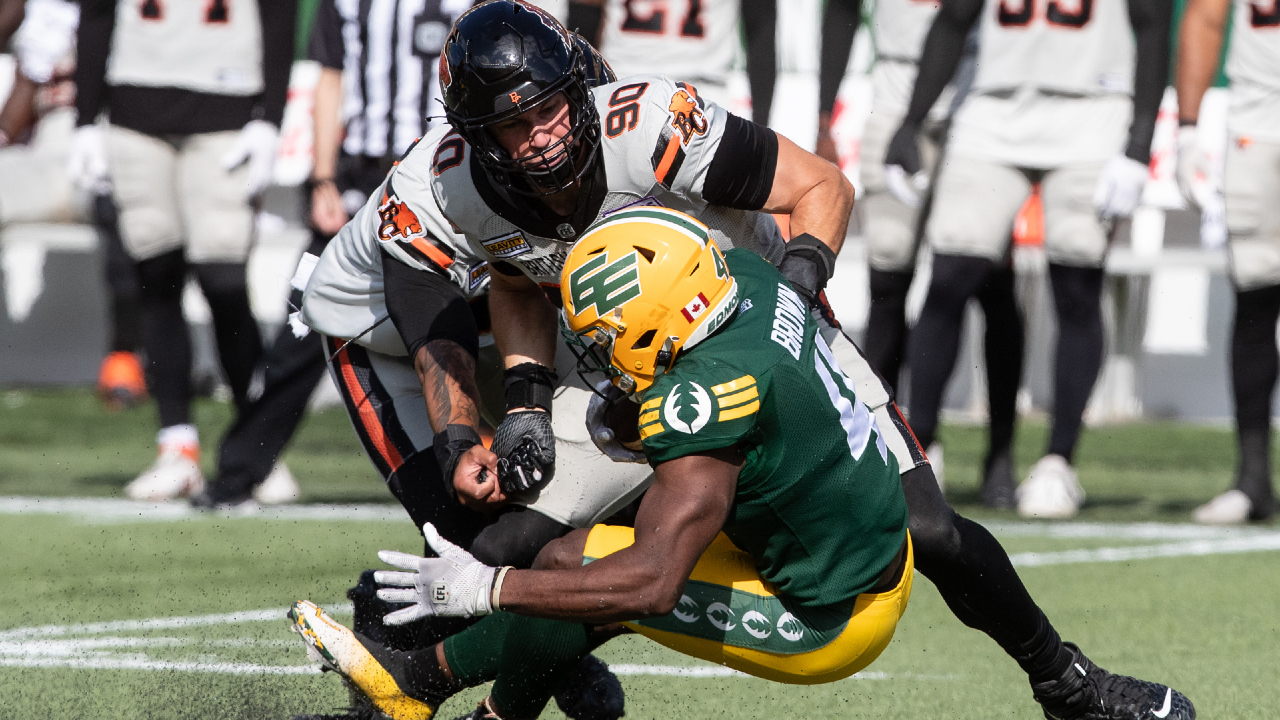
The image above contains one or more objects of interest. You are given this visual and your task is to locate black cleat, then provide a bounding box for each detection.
[981,450,1017,509]
[554,654,626,720]
[1034,643,1195,720]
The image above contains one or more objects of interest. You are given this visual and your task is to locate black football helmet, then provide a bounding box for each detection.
[440,1,612,196]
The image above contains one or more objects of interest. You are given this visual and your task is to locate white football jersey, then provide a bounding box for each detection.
[973,0,1134,96]
[302,126,489,356]
[598,0,741,87]
[107,0,264,95]
[871,0,949,114]
[430,75,786,289]
[1225,0,1280,141]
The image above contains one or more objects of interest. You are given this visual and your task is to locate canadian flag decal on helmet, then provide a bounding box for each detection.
[681,293,710,323]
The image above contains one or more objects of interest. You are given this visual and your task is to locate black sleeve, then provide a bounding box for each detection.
[901,0,983,126]
[818,0,862,115]
[74,0,117,126]
[382,249,480,360]
[1124,0,1172,164]
[703,113,778,210]
[566,1,603,46]
[255,0,299,127]
[741,0,777,126]
[307,0,346,70]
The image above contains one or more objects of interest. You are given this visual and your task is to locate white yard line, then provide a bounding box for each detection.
[0,604,353,641]
[0,496,407,523]
[0,656,321,674]
[1008,533,1280,567]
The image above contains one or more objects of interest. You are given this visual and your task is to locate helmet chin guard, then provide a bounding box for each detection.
[440,1,613,197]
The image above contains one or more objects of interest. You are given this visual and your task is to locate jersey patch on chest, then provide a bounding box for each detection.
[481,231,532,259]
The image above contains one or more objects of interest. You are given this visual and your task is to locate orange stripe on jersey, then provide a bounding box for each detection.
[335,346,404,473]
[410,238,454,269]
[654,134,682,185]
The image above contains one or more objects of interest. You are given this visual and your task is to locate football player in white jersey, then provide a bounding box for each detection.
[565,0,776,121]
[886,0,1172,519]
[70,0,297,501]
[279,4,1191,720]
[816,0,1025,507]
[1177,0,1280,524]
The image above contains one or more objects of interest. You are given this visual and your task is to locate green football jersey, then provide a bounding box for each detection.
[638,249,908,607]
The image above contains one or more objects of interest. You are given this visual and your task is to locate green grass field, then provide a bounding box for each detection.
[2,388,1278,719]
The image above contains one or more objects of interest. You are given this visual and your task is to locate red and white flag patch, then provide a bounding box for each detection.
[681,293,710,322]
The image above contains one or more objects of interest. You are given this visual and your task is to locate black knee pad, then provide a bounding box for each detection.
[900,465,963,564]
[135,249,187,301]
[467,508,574,569]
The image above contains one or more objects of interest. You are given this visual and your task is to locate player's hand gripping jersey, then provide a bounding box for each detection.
[430,74,787,287]
[301,126,489,356]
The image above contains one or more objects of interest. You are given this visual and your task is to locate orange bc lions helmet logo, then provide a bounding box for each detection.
[377,191,424,242]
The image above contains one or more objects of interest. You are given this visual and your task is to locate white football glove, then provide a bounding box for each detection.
[67,125,111,194]
[374,522,498,623]
[883,164,929,210]
[221,119,279,197]
[586,380,647,464]
[1092,155,1150,221]
[1176,125,1222,209]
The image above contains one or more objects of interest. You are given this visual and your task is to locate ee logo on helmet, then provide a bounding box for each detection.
[567,250,642,318]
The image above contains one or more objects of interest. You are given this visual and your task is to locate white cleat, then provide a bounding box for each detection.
[253,462,301,505]
[125,445,204,501]
[1017,454,1084,519]
[1193,489,1252,525]
[287,600,437,720]
[927,442,945,494]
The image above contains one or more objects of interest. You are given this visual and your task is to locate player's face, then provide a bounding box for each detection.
[487,92,574,167]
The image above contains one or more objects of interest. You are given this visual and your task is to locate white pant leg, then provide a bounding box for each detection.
[927,156,1030,261]
[105,124,183,260]
[1226,137,1280,290]
[1041,161,1110,268]
[176,131,255,263]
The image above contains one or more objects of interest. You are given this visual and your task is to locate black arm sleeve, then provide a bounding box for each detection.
[703,113,778,210]
[255,0,299,126]
[73,0,117,126]
[1124,0,1172,164]
[741,0,777,126]
[566,1,603,45]
[307,0,346,69]
[818,0,862,114]
[901,0,983,126]
[382,249,480,360]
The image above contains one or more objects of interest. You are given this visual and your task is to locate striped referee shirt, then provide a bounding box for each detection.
[309,0,472,159]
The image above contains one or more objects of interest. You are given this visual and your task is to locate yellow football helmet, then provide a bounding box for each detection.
[560,206,739,395]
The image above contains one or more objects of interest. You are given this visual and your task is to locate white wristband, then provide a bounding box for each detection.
[491,566,513,612]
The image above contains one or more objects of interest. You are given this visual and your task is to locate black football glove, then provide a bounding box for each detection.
[493,410,556,493]
[883,120,922,175]
[777,233,837,308]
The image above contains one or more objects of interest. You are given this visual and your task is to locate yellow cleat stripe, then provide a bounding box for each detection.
[716,386,758,408]
[712,375,756,396]
[718,400,760,422]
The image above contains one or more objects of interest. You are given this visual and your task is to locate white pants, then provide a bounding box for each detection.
[105,124,255,262]
[1226,136,1280,290]
[858,106,942,273]
[927,155,1109,267]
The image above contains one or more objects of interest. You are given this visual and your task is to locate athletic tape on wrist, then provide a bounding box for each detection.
[779,233,837,304]
[502,363,557,413]
[491,566,512,611]
[433,424,482,495]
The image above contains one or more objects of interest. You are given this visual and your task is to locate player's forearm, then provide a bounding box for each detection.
[312,68,344,179]
[0,74,38,142]
[818,0,861,115]
[1124,0,1172,163]
[415,340,484,434]
[498,555,689,623]
[1174,0,1227,125]
[489,278,558,371]
[73,0,117,126]
[903,0,981,126]
[765,134,855,255]
[0,0,24,49]
[257,0,299,127]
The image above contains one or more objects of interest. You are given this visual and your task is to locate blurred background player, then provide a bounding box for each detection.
[191,0,476,508]
[815,0,1024,505]
[565,0,776,124]
[886,0,1170,518]
[72,0,298,500]
[1177,0,1280,524]
[0,0,146,411]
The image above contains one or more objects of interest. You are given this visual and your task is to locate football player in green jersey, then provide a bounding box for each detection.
[289,207,919,719]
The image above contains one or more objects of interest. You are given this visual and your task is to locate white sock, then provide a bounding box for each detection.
[157,424,199,448]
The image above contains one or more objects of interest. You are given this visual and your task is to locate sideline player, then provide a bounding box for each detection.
[816,0,1024,505]
[566,0,776,123]
[1176,0,1280,524]
[288,208,1193,720]
[885,0,1171,518]
[72,0,297,500]
[332,4,1191,718]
